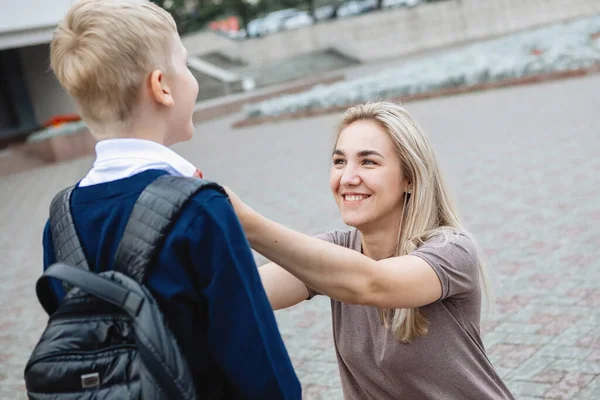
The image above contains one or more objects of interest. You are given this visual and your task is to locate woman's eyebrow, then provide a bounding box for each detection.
[358,150,384,158]
[332,149,384,158]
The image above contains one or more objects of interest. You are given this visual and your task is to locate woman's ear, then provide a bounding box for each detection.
[149,69,174,107]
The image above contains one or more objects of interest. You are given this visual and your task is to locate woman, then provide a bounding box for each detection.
[226,102,514,399]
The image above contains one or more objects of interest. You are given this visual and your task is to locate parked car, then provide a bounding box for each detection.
[246,18,265,38]
[314,5,336,21]
[382,0,422,8]
[357,0,378,12]
[336,1,363,18]
[259,9,300,35]
[282,11,315,31]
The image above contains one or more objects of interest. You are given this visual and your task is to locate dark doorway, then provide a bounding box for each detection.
[0,48,38,145]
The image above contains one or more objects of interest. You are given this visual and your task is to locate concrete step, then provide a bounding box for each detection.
[191,48,360,102]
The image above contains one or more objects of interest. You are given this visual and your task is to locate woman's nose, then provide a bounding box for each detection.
[340,165,361,186]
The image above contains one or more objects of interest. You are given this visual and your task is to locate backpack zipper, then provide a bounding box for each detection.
[49,301,127,322]
[24,344,136,373]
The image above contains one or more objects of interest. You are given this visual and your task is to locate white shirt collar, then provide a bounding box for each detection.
[79,138,197,187]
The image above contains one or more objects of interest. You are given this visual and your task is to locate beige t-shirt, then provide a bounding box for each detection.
[309,229,514,400]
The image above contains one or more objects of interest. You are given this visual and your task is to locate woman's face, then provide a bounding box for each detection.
[330,119,409,232]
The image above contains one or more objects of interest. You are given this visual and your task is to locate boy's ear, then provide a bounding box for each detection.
[150,69,174,107]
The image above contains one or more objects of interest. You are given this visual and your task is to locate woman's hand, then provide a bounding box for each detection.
[223,187,311,310]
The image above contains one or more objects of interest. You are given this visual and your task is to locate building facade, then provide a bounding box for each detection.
[0,0,76,142]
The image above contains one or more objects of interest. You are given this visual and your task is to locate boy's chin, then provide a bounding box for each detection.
[168,123,194,145]
[180,127,194,142]
[184,120,195,140]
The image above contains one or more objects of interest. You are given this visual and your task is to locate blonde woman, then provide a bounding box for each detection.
[225,102,515,399]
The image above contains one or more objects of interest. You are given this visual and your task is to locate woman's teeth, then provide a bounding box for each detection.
[344,194,369,202]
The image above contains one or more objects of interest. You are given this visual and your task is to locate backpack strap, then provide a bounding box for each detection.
[37,263,144,316]
[49,185,90,294]
[114,174,227,283]
[50,186,90,271]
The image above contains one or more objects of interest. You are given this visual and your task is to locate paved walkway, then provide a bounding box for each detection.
[1,75,599,399]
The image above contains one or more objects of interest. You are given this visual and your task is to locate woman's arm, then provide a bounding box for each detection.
[259,262,310,310]
[226,189,442,309]
[249,211,441,308]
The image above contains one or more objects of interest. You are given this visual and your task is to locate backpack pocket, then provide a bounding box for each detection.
[25,301,140,397]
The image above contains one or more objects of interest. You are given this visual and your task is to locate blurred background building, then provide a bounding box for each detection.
[0,0,598,146]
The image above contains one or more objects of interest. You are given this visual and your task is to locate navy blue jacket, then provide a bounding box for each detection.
[42,169,301,399]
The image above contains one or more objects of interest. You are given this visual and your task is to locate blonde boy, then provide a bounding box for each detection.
[50,0,197,145]
[43,1,301,398]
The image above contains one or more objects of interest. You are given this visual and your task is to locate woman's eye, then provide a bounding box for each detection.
[362,159,376,165]
[333,158,346,165]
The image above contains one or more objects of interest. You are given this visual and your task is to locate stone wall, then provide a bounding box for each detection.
[183,0,600,65]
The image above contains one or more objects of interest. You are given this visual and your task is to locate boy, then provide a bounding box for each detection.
[42,0,301,398]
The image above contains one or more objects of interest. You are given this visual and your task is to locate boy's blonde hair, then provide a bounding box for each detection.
[50,0,178,138]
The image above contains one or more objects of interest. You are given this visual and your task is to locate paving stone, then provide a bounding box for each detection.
[531,369,567,385]
[544,372,597,400]
[494,322,544,334]
[573,376,600,400]
[1,74,599,398]
[505,380,552,397]
[482,331,509,349]
[511,355,561,381]
[551,359,600,375]
[502,333,554,346]
[538,345,595,360]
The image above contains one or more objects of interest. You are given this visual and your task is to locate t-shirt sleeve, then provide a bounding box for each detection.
[410,233,480,301]
[305,231,338,300]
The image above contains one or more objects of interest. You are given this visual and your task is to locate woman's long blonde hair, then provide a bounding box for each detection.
[335,101,489,343]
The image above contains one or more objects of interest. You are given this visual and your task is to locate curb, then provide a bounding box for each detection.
[192,74,345,124]
[232,65,600,129]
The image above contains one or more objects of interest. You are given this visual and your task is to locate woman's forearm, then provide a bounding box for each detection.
[259,263,310,310]
[244,209,377,304]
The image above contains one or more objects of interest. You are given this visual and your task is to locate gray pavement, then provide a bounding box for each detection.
[1,75,599,399]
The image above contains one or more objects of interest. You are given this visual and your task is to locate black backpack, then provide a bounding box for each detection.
[24,175,226,399]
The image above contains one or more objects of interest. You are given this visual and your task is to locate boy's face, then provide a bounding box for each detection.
[163,34,199,145]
